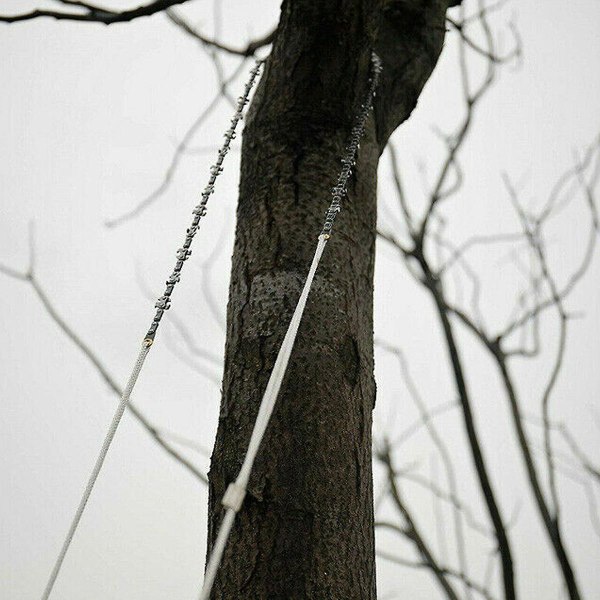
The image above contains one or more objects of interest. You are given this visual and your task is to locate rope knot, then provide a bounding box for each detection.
[222,482,246,513]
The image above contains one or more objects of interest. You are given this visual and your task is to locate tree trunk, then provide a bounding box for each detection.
[207,1,455,597]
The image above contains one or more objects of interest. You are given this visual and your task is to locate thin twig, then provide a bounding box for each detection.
[105,59,247,228]
[1,237,208,485]
[0,0,192,24]
[166,9,275,57]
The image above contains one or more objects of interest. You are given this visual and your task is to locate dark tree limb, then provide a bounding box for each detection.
[420,260,517,600]
[388,80,599,600]
[377,549,497,600]
[0,0,192,24]
[375,340,473,596]
[376,7,521,598]
[166,9,276,57]
[377,443,462,600]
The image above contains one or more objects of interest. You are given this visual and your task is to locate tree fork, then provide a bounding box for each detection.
[207,1,457,597]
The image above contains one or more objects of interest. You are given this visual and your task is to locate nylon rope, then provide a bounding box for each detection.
[198,51,382,600]
[40,60,264,600]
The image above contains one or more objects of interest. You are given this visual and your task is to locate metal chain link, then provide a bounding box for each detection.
[145,59,263,342]
[321,52,382,236]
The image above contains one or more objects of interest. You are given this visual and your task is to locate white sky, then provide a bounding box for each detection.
[1,1,599,599]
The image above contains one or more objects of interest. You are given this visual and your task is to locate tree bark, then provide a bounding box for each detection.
[207,1,455,597]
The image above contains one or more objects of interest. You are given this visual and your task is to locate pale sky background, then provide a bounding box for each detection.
[1,1,599,599]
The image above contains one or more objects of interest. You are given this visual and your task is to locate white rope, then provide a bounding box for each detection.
[199,234,327,600]
[40,61,263,600]
[198,51,382,600]
[41,341,151,600]
[198,507,237,599]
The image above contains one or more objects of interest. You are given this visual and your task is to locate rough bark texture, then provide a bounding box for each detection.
[207,2,454,598]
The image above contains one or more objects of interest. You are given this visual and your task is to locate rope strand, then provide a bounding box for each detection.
[198,51,382,600]
[40,60,264,600]
[41,341,150,600]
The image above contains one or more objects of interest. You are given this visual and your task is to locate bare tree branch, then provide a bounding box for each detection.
[378,548,497,600]
[166,9,276,57]
[375,338,474,596]
[0,0,193,24]
[376,442,462,600]
[0,232,208,485]
[105,58,248,228]
[418,1,500,242]
[398,469,495,540]
[446,15,521,65]
[134,263,224,373]
[387,141,415,234]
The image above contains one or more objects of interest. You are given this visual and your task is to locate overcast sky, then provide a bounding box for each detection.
[1,1,599,599]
